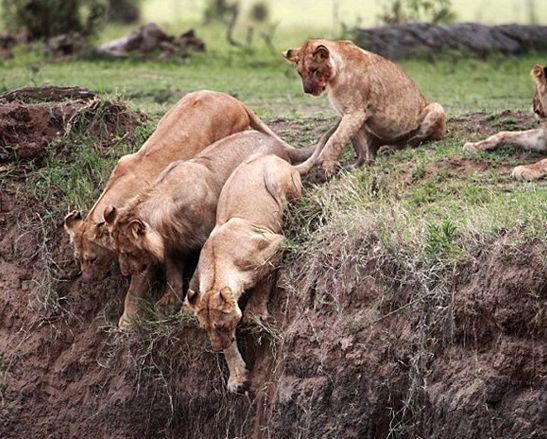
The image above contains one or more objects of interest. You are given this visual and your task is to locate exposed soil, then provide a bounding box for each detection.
[1,98,546,439]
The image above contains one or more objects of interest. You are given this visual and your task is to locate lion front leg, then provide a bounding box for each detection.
[223,339,249,393]
[317,112,367,180]
[243,277,274,323]
[463,128,546,152]
[154,256,183,316]
[512,157,547,180]
[118,265,154,328]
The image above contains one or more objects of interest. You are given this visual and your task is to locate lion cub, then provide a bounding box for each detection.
[463,65,547,180]
[185,153,303,392]
[283,38,446,179]
[105,132,311,328]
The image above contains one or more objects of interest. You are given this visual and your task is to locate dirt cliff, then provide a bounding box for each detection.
[1,95,546,439]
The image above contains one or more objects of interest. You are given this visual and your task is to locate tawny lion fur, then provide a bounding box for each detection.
[463,65,547,180]
[283,38,446,180]
[105,131,312,328]
[63,90,295,327]
[185,153,303,392]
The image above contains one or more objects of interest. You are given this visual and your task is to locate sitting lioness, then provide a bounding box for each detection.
[185,153,304,392]
[283,38,446,179]
[463,65,547,180]
[104,131,312,327]
[63,90,293,327]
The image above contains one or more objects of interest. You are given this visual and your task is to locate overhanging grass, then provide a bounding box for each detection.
[287,134,547,278]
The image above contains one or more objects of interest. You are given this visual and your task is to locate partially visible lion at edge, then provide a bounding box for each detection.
[464,65,547,180]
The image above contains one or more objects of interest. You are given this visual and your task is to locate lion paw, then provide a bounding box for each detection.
[118,312,135,329]
[316,162,337,182]
[463,142,478,152]
[511,165,544,181]
[243,308,270,325]
[227,368,249,393]
[154,291,182,316]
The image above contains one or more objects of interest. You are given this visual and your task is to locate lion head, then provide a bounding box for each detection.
[64,210,115,281]
[104,206,164,276]
[186,287,242,352]
[283,41,334,97]
[531,64,547,120]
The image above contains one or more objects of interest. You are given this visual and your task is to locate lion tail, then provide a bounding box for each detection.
[293,143,322,175]
[243,103,316,165]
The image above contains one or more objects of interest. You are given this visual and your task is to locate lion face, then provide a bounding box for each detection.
[531,64,547,120]
[104,206,164,277]
[284,43,333,97]
[116,238,152,276]
[64,211,115,281]
[111,220,156,276]
[75,236,115,280]
[186,287,242,352]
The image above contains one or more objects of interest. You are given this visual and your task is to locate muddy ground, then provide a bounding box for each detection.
[0,95,546,439]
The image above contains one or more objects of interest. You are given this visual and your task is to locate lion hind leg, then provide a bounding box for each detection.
[350,128,379,167]
[224,339,249,393]
[410,102,446,146]
[512,157,547,180]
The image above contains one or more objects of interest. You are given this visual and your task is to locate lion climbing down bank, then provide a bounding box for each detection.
[186,153,304,392]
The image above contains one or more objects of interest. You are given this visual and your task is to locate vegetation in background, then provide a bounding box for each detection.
[106,0,142,24]
[0,0,106,39]
[378,0,456,24]
[0,0,143,40]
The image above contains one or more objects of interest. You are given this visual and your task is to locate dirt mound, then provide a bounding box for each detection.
[1,102,546,439]
[0,86,145,163]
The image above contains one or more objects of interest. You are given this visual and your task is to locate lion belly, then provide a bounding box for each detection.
[365,110,421,143]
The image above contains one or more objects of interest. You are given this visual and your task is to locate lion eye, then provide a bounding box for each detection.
[215,325,226,334]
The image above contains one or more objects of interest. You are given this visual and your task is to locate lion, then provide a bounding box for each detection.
[283,38,446,180]
[463,65,547,180]
[104,131,312,328]
[63,90,296,326]
[185,153,303,392]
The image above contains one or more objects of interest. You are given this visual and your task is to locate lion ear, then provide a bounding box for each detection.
[129,219,145,239]
[219,287,235,305]
[531,64,546,81]
[94,221,106,239]
[103,206,117,225]
[185,289,200,311]
[313,44,330,62]
[283,48,299,64]
[64,210,83,240]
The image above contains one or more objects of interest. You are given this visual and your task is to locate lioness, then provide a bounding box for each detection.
[463,65,547,180]
[283,39,446,179]
[63,90,293,326]
[185,153,303,392]
[105,131,312,327]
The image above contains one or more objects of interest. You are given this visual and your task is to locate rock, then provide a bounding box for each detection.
[352,23,547,58]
